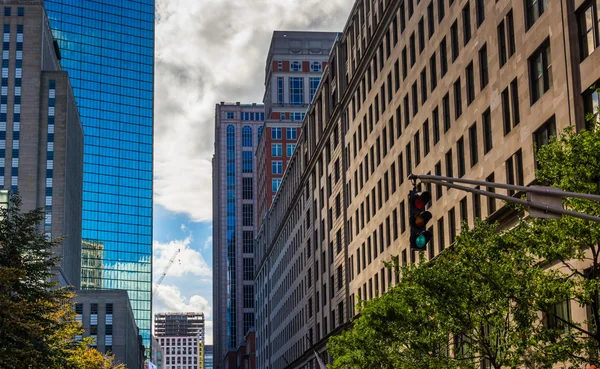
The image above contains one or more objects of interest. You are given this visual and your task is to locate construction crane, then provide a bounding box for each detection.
[152,248,181,297]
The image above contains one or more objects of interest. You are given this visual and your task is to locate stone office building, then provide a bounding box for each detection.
[254,0,600,369]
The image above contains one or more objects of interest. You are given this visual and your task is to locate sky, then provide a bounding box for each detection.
[152,0,355,345]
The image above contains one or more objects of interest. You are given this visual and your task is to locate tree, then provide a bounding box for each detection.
[0,195,125,368]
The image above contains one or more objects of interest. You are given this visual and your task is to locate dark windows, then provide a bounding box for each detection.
[505,149,524,196]
[533,116,556,158]
[410,33,416,66]
[412,82,419,116]
[529,40,552,104]
[473,186,482,219]
[498,20,507,67]
[578,2,600,59]
[486,173,496,214]
[402,47,408,78]
[421,69,428,104]
[454,78,462,119]
[476,0,485,26]
[526,0,548,29]
[502,87,511,135]
[428,2,435,38]
[457,137,465,178]
[419,17,426,52]
[438,0,445,23]
[443,93,451,132]
[243,231,254,253]
[440,37,448,76]
[242,178,253,200]
[451,21,459,61]
[433,107,440,144]
[469,123,478,167]
[466,62,475,105]
[414,131,421,166]
[242,204,253,226]
[243,285,253,308]
[462,2,471,44]
[448,207,456,243]
[507,10,516,56]
[510,78,520,126]
[482,108,492,153]
[437,216,445,252]
[479,44,489,89]
[423,120,431,156]
[544,300,571,332]
[406,142,412,174]
[430,52,437,91]
[243,258,254,280]
[394,59,401,91]
[584,88,600,129]
[445,149,453,178]
[435,161,443,199]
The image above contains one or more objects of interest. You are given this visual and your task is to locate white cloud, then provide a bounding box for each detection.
[153,0,354,222]
[153,236,212,280]
[203,236,213,251]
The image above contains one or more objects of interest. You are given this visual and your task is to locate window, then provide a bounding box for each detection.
[290,61,301,71]
[402,48,408,78]
[505,149,524,196]
[400,200,406,233]
[476,0,485,26]
[243,285,254,308]
[498,20,507,67]
[226,112,235,119]
[507,10,516,57]
[271,127,282,140]
[445,149,453,178]
[451,21,459,61]
[410,33,416,66]
[287,144,296,157]
[412,83,419,116]
[544,300,571,332]
[242,126,252,147]
[421,69,427,104]
[448,207,456,243]
[272,160,283,174]
[311,61,322,72]
[310,77,321,102]
[437,216,445,251]
[272,178,282,192]
[438,0,445,23]
[526,0,548,29]
[428,2,435,38]
[3,7,10,16]
[242,151,253,173]
[486,173,496,214]
[430,52,437,91]
[243,231,254,253]
[443,93,451,132]
[242,204,253,226]
[473,186,482,219]
[469,123,478,167]
[423,120,430,156]
[460,196,468,224]
[454,78,462,119]
[277,77,284,104]
[418,17,426,53]
[511,78,520,126]
[286,127,297,140]
[466,62,475,105]
[440,37,448,76]
[502,87,511,135]
[243,258,254,280]
[242,177,253,200]
[272,143,282,156]
[584,88,600,128]
[479,44,489,89]
[529,40,552,104]
[289,77,304,105]
[75,303,83,314]
[457,137,465,178]
[414,131,421,166]
[482,108,492,153]
[433,107,440,144]
[578,2,600,59]
[462,2,471,44]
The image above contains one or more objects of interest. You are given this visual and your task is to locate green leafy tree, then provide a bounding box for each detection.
[0,195,125,368]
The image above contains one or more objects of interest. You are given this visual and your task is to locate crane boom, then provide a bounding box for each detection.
[152,248,181,297]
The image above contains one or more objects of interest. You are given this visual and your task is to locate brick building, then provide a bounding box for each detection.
[254,0,600,369]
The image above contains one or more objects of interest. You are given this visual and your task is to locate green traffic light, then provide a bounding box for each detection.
[416,234,428,249]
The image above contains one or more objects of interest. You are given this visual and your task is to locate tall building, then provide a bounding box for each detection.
[151,336,166,369]
[257,31,338,226]
[255,0,600,368]
[155,312,206,369]
[204,345,213,369]
[213,102,265,369]
[0,0,83,288]
[43,0,155,347]
[75,290,145,369]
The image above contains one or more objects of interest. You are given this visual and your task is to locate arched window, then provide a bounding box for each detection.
[242,126,252,147]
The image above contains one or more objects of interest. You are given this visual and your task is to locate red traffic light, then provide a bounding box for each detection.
[410,191,431,210]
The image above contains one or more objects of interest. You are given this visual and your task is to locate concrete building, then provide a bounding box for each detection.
[256,31,338,226]
[212,103,265,369]
[254,0,600,369]
[151,336,166,369]
[75,290,145,369]
[154,312,206,369]
[204,345,214,369]
[0,0,83,288]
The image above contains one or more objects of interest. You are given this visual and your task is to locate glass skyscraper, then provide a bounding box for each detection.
[43,0,154,348]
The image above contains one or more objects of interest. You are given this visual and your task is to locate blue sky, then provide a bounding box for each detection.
[152,0,354,346]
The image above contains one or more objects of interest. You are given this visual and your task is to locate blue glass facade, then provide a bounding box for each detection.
[225,125,236,349]
[44,0,154,349]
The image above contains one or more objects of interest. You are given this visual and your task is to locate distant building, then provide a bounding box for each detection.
[151,336,166,369]
[212,103,264,368]
[256,31,338,227]
[204,345,213,369]
[154,312,206,369]
[75,290,145,369]
[0,0,83,288]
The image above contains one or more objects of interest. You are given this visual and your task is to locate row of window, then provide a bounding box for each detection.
[277,60,323,73]
[224,111,265,121]
[271,143,296,157]
[271,127,298,140]
[3,7,24,16]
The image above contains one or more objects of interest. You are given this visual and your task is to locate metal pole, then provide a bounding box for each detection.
[410,174,600,202]
[420,178,600,224]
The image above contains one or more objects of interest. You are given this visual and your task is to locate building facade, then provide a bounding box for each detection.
[154,313,206,369]
[255,0,600,369]
[151,336,166,369]
[75,290,145,369]
[256,32,338,226]
[43,0,155,347]
[204,345,214,369]
[0,0,83,288]
[213,102,265,369]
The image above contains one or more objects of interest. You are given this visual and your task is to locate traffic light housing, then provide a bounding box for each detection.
[409,190,433,250]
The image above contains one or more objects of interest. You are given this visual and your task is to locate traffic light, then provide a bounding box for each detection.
[409,190,433,250]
